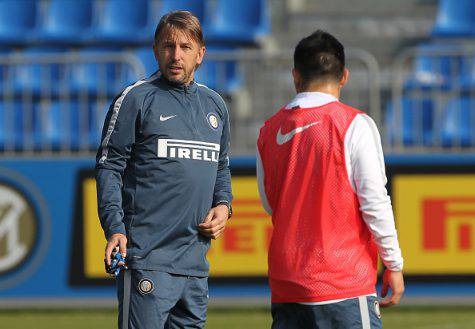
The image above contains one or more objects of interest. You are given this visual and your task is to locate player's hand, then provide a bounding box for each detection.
[105,233,127,266]
[380,270,405,308]
[198,204,229,239]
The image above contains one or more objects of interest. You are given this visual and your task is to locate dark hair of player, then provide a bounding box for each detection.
[154,10,205,47]
[294,30,345,88]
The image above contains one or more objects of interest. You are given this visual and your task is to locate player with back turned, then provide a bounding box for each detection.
[96,10,232,329]
[257,30,404,328]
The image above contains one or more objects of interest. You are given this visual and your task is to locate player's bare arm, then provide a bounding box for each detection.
[104,233,127,266]
[198,204,229,239]
[380,270,405,308]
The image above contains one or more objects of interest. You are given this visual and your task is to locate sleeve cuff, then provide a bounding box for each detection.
[213,199,229,207]
[105,226,126,240]
[213,200,232,219]
[383,258,404,272]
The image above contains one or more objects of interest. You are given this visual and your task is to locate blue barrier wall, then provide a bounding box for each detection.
[0,158,114,298]
[1,156,475,302]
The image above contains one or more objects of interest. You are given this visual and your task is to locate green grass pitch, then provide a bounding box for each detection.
[1,306,474,328]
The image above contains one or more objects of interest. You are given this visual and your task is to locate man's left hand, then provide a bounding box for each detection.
[380,270,405,308]
[198,204,229,239]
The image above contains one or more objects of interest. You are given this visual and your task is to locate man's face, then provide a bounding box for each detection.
[153,28,205,85]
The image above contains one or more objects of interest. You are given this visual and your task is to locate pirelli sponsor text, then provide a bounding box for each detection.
[157,139,220,162]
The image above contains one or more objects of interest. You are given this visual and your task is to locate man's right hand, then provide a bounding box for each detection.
[105,233,127,266]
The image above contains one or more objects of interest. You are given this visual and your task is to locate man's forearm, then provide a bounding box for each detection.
[96,168,126,239]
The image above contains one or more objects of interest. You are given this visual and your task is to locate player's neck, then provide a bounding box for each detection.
[296,80,340,99]
[298,86,340,99]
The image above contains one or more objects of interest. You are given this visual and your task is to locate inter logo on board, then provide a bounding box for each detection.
[0,183,37,275]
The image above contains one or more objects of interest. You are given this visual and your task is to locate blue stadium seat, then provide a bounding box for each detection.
[75,100,93,151]
[385,97,434,146]
[158,0,205,21]
[404,44,463,90]
[132,47,158,78]
[89,101,110,150]
[0,101,39,151]
[93,0,149,44]
[69,48,131,96]
[131,46,241,92]
[0,0,36,45]
[36,0,93,44]
[194,46,241,94]
[70,100,107,151]
[0,101,24,150]
[204,0,270,45]
[432,0,475,37]
[460,56,475,91]
[0,102,5,149]
[38,100,104,151]
[0,48,11,89]
[441,97,475,147]
[37,100,80,151]
[10,47,67,96]
[131,46,241,94]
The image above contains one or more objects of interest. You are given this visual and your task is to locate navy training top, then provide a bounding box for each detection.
[95,73,233,277]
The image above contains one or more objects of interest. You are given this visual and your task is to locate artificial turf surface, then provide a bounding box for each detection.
[1,306,474,328]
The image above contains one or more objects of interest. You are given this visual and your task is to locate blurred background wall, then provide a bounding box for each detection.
[0,0,475,308]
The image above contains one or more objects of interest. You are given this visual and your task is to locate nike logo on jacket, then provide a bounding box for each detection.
[160,114,177,121]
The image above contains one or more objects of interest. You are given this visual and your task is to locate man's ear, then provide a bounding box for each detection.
[340,68,349,88]
[153,43,159,62]
[292,68,301,92]
[196,46,206,66]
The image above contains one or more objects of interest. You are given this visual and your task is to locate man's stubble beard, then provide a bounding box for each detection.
[171,72,190,85]
[160,59,199,86]
[164,69,193,86]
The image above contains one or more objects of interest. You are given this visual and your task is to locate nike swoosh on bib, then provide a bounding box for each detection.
[160,114,177,121]
[276,121,321,145]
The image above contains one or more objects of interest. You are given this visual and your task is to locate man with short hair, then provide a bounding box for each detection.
[96,10,232,329]
[257,30,404,328]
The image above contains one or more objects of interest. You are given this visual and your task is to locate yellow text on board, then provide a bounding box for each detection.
[82,176,272,279]
[394,174,475,274]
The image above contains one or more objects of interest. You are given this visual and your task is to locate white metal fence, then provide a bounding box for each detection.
[389,44,475,153]
[0,52,145,156]
[202,49,381,155]
[0,49,380,156]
